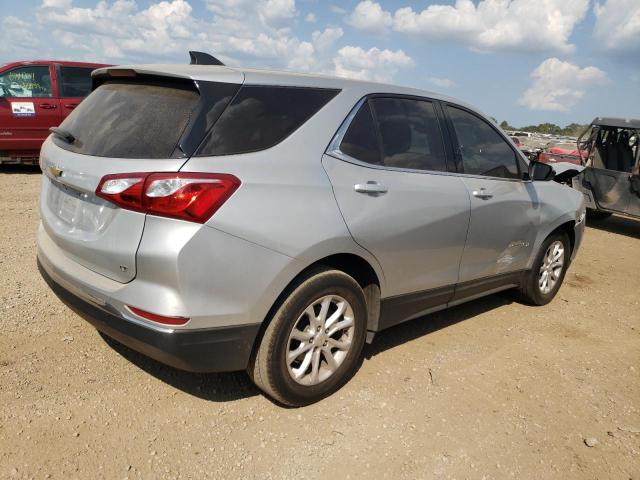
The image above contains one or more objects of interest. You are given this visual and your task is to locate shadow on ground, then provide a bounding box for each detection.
[100,291,515,403]
[0,164,41,174]
[587,214,640,240]
[100,332,260,402]
[364,291,513,359]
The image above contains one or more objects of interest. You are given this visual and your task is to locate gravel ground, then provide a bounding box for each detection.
[1,165,639,479]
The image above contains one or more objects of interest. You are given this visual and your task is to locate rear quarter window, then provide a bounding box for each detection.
[196,85,339,156]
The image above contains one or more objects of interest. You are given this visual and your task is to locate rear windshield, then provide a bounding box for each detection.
[195,86,339,156]
[54,82,200,158]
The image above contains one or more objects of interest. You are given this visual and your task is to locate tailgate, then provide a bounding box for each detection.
[38,67,244,283]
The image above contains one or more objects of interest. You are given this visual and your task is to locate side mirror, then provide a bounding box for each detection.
[529,160,555,181]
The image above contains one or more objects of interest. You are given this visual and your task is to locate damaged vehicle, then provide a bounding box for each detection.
[37,53,586,405]
[571,117,640,219]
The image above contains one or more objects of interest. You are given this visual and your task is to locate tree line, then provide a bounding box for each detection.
[499,121,588,137]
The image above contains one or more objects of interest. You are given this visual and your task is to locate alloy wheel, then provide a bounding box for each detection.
[286,295,355,386]
[538,240,565,294]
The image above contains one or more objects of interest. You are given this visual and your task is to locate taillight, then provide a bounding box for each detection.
[96,173,240,223]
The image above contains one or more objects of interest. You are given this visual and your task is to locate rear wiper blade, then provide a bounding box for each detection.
[49,127,75,144]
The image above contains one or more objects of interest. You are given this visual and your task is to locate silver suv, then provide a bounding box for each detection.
[37,63,585,406]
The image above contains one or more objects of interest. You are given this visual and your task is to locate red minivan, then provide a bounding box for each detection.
[0,60,111,164]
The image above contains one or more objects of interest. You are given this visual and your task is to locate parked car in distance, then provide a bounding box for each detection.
[37,59,586,406]
[0,60,110,164]
[538,144,586,166]
[509,135,524,148]
[572,117,640,219]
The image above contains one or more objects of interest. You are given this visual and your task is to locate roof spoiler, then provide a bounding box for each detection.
[189,51,224,66]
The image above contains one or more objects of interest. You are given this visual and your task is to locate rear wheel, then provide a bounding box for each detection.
[249,269,367,406]
[517,232,570,306]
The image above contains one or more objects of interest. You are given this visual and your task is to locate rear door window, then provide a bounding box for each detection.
[370,97,447,172]
[196,86,339,156]
[0,65,53,98]
[447,105,520,179]
[58,66,95,98]
[54,82,202,158]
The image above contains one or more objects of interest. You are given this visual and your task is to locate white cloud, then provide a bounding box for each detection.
[593,0,640,53]
[31,0,324,70]
[305,12,317,23]
[260,0,297,26]
[312,27,344,54]
[3,0,409,84]
[346,1,392,32]
[333,46,414,82]
[0,17,41,58]
[346,0,589,54]
[520,58,608,112]
[427,76,455,88]
[330,5,347,15]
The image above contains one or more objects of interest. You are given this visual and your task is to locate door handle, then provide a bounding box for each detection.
[39,103,57,109]
[472,188,493,200]
[354,182,388,195]
[63,104,78,109]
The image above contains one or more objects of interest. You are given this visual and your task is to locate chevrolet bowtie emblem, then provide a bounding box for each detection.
[49,165,63,178]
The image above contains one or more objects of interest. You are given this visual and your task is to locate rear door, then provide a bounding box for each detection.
[55,65,96,118]
[443,104,539,288]
[0,64,61,153]
[323,96,470,321]
[39,72,243,282]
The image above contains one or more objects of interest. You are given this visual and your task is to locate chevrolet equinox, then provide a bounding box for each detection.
[37,63,586,406]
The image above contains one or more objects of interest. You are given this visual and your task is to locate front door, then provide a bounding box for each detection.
[323,96,470,326]
[444,104,539,292]
[0,64,61,154]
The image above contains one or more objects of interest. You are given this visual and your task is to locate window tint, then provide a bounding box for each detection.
[54,82,200,158]
[447,106,519,179]
[370,98,447,172]
[59,66,94,97]
[0,66,52,98]
[339,102,381,165]
[196,86,339,156]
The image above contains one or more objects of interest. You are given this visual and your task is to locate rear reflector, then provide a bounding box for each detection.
[96,172,240,223]
[127,306,189,326]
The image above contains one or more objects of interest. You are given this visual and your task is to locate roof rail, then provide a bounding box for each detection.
[189,51,224,66]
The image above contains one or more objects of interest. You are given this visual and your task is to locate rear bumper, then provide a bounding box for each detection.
[38,258,260,373]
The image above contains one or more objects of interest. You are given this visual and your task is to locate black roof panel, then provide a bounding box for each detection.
[591,117,640,129]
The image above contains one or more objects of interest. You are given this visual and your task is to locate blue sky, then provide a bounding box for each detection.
[1,0,638,126]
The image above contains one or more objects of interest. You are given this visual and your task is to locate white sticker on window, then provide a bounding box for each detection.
[11,102,36,117]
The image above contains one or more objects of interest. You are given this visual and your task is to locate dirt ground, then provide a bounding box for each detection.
[0,165,638,480]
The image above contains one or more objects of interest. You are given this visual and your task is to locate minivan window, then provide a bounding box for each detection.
[370,97,447,172]
[53,82,202,158]
[59,66,94,97]
[0,66,52,98]
[196,86,339,156]
[339,102,381,165]
[447,105,519,179]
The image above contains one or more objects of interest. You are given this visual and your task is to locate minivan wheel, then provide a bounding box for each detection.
[249,268,367,406]
[517,232,570,306]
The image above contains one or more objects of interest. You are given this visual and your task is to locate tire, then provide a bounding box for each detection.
[517,232,571,306]
[249,268,367,407]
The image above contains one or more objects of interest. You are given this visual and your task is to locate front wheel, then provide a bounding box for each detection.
[249,269,367,406]
[517,233,570,306]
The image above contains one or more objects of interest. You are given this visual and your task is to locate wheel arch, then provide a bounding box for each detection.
[248,253,382,367]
